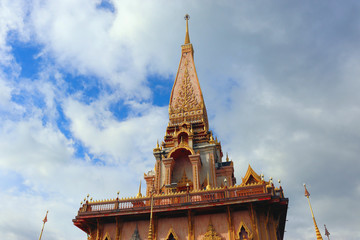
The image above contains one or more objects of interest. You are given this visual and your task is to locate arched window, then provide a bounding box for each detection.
[167,233,175,240]
[239,226,249,240]
[165,227,179,240]
[236,221,252,240]
[102,232,111,240]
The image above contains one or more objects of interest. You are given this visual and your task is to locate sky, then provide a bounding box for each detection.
[0,0,359,239]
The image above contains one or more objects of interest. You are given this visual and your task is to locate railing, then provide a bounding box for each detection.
[78,183,282,215]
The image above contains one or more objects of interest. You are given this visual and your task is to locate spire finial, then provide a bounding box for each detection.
[137,180,142,198]
[206,172,211,190]
[303,184,323,240]
[184,14,190,44]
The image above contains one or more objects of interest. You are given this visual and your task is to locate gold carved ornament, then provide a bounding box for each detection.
[202,221,222,240]
[173,65,200,113]
[177,170,193,188]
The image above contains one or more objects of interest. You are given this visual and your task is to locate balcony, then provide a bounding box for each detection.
[75,183,285,218]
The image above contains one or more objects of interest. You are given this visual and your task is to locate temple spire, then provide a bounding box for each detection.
[304,184,323,240]
[184,14,190,44]
[168,14,208,130]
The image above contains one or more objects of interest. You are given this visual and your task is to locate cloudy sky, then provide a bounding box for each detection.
[1,0,360,239]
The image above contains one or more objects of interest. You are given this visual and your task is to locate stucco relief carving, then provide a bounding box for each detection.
[202,221,222,240]
[173,67,200,113]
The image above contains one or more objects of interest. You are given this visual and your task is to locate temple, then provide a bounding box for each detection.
[73,15,288,240]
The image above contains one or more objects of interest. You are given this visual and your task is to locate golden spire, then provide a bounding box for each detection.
[226,153,229,162]
[304,184,323,240]
[137,180,142,198]
[184,14,190,44]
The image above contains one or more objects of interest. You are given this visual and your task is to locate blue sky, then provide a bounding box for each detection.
[1,1,360,239]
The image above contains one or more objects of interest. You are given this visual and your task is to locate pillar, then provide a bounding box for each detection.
[189,154,201,190]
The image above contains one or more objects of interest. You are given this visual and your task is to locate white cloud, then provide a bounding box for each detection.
[1,0,360,239]
[63,95,167,168]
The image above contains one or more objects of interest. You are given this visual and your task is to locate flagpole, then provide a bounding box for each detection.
[39,210,48,240]
[304,184,323,240]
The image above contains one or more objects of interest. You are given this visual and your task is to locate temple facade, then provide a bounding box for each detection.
[73,15,288,240]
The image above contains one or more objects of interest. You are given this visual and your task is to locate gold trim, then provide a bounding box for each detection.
[236,221,253,240]
[167,146,195,158]
[165,226,179,240]
[226,206,234,240]
[102,232,111,240]
[242,165,261,185]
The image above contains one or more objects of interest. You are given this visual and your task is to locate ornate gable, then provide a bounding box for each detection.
[242,165,262,185]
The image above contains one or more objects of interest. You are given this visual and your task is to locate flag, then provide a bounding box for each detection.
[304,184,310,197]
[324,224,330,237]
[43,211,48,223]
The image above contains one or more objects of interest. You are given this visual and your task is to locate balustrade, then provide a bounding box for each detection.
[78,184,279,215]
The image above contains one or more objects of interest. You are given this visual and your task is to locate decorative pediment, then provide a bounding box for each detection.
[166,226,179,240]
[242,165,261,185]
[236,221,253,240]
[202,220,222,240]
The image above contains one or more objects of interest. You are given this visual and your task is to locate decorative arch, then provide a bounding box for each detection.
[177,131,189,145]
[166,226,179,240]
[236,221,253,240]
[176,127,190,136]
[167,146,195,158]
[102,232,111,240]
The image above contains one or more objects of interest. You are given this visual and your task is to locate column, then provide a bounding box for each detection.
[162,157,174,193]
[189,154,201,190]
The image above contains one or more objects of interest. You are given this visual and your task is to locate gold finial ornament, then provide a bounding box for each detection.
[137,180,142,198]
[206,172,211,190]
[304,184,323,240]
[153,140,161,152]
[226,153,229,162]
[184,14,190,44]
[209,132,215,144]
